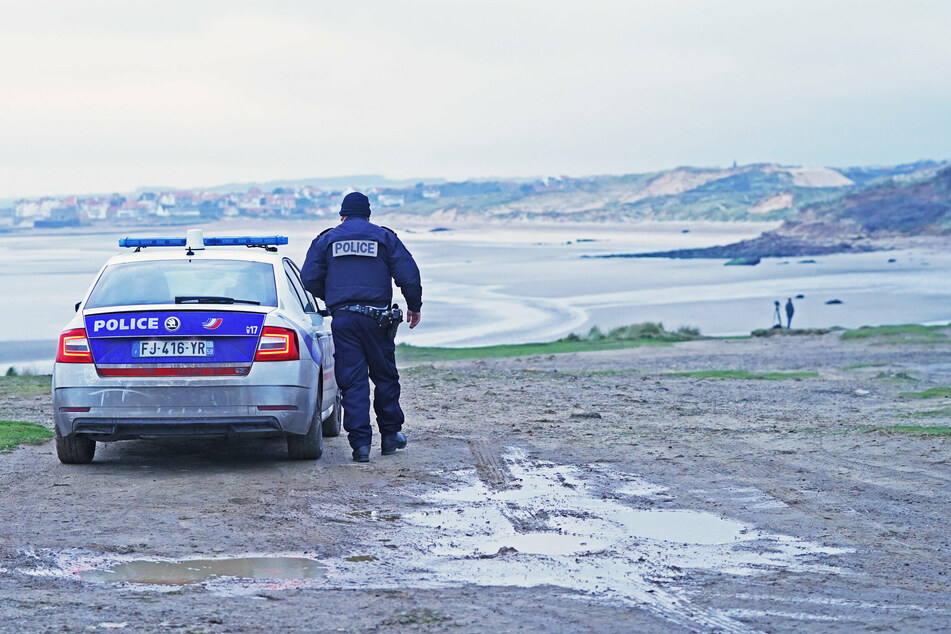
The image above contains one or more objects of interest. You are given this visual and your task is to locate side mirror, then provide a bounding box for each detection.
[74,301,82,312]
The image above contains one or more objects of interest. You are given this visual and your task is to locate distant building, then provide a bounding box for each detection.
[34,206,81,228]
[15,198,58,219]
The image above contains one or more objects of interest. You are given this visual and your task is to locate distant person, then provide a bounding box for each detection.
[773,300,782,328]
[785,298,795,329]
[301,192,422,463]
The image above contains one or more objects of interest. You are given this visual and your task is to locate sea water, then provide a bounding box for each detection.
[2,219,949,371]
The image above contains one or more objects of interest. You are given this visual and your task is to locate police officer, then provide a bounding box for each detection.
[301,192,422,463]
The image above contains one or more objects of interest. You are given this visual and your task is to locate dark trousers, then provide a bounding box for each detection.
[331,312,404,449]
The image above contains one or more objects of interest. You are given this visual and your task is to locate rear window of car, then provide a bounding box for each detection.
[85,260,278,308]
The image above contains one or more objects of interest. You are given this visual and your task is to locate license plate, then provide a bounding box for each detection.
[133,340,215,358]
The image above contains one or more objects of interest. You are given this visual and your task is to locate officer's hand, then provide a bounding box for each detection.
[407,311,421,329]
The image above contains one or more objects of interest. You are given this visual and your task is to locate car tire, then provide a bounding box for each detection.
[322,389,342,437]
[287,394,323,460]
[55,427,96,464]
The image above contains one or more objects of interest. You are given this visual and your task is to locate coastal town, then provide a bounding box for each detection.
[0,177,580,230]
[1,184,430,229]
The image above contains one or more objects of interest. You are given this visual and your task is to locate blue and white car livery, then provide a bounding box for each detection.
[52,230,340,463]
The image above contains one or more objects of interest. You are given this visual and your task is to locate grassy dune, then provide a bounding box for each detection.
[840,324,949,344]
[397,322,700,363]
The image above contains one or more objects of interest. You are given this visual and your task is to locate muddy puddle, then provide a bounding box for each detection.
[17,448,852,629]
[79,556,326,585]
[19,551,328,595]
[322,448,852,632]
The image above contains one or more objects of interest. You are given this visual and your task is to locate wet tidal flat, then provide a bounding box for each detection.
[2,332,951,631]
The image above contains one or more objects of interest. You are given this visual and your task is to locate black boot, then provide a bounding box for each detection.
[381,432,407,455]
[352,445,370,462]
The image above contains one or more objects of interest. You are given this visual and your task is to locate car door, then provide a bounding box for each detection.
[282,260,337,405]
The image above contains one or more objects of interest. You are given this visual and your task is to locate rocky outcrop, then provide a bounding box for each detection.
[590,232,878,260]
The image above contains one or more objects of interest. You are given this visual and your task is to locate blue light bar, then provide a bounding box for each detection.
[119,237,186,247]
[203,236,288,246]
[119,236,288,248]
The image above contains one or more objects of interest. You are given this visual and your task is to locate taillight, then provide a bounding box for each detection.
[254,326,299,362]
[57,328,93,363]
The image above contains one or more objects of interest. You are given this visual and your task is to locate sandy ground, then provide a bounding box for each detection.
[1,332,951,632]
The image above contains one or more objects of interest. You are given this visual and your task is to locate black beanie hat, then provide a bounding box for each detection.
[340,192,371,217]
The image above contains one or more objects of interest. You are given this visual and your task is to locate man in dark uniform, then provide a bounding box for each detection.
[785,297,795,329]
[301,192,422,463]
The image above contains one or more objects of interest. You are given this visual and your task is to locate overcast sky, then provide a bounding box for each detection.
[2,1,950,197]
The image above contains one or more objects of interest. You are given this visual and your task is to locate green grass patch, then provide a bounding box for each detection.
[840,324,949,343]
[842,362,889,370]
[663,370,820,380]
[0,421,54,452]
[397,322,701,363]
[899,387,951,399]
[0,375,52,399]
[870,425,951,436]
[899,407,951,419]
[563,322,702,343]
[397,338,671,363]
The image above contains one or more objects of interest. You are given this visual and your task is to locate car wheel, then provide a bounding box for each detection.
[287,394,323,460]
[55,427,96,464]
[322,389,342,437]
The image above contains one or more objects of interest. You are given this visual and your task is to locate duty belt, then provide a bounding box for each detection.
[335,303,404,337]
[335,304,386,319]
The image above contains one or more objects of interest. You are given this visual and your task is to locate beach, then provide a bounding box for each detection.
[2,219,950,373]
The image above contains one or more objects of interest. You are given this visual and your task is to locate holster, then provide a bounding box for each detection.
[383,303,402,339]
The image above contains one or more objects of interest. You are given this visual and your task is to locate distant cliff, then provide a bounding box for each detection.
[588,163,951,259]
[787,164,951,237]
[390,161,949,235]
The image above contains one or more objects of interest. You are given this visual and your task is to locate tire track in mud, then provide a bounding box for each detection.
[694,436,946,578]
[469,440,552,533]
[813,434,951,490]
[468,439,519,491]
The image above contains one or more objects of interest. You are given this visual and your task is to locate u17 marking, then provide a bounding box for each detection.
[246,326,258,334]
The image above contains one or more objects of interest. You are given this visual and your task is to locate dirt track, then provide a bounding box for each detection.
[2,332,951,632]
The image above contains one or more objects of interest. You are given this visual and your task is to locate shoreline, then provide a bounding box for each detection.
[7,216,949,256]
[0,216,783,240]
[591,232,951,260]
[7,323,951,375]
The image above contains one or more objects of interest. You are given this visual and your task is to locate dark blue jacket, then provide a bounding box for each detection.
[300,218,422,313]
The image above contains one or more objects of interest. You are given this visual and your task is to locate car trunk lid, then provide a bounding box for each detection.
[84,306,269,377]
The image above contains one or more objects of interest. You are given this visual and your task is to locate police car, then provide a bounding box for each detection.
[52,229,341,464]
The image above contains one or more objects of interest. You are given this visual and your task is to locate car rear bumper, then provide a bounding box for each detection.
[69,416,287,440]
[53,364,317,440]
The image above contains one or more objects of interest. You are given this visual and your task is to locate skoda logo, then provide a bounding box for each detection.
[164,316,181,332]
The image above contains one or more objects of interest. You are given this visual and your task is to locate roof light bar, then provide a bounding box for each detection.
[204,236,288,246]
[119,236,288,248]
[119,237,186,248]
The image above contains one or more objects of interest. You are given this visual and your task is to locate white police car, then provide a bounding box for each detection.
[52,230,340,463]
